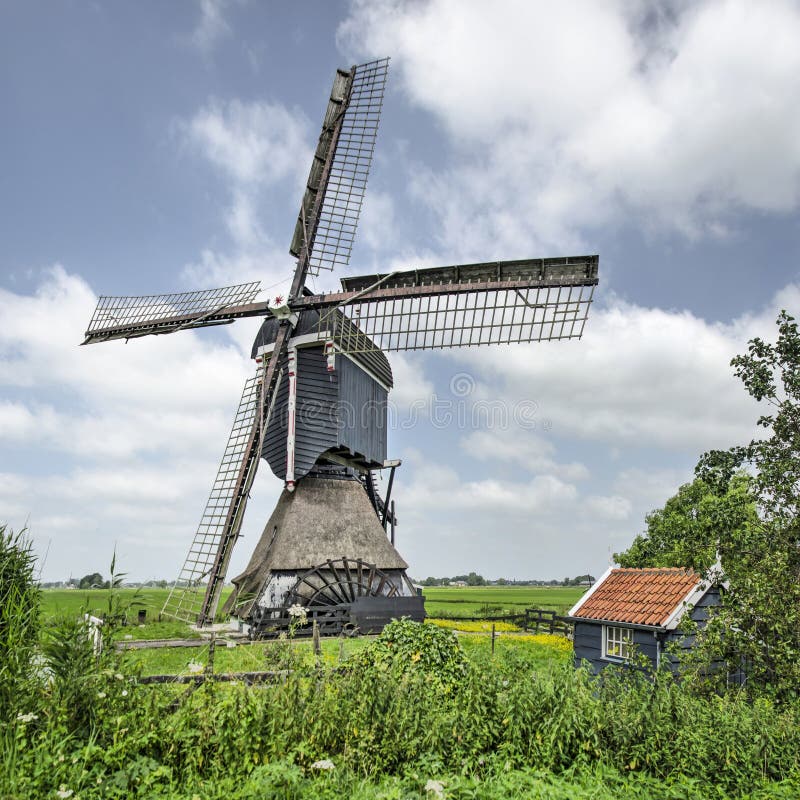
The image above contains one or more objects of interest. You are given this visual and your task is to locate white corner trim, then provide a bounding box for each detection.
[256,330,334,359]
[567,565,614,618]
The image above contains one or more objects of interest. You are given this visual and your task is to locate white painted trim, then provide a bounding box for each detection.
[661,577,707,630]
[285,347,297,492]
[256,330,334,359]
[567,565,613,618]
[255,333,392,393]
[601,623,633,662]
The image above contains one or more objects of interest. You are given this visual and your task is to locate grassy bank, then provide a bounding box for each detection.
[4,619,799,799]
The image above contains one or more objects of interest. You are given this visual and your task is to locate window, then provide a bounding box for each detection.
[603,625,633,660]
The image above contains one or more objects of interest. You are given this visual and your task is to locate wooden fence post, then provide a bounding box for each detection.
[312,620,321,657]
[205,632,216,676]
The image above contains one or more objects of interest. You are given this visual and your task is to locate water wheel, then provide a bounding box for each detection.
[284,558,400,607]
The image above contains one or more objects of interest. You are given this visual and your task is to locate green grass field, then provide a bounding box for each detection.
[421,585,585,617]
[38,584,585,668]
[41,585,586,623]
[39,585,579,677]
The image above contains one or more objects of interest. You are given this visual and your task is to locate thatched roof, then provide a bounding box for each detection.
[225,477,407,615]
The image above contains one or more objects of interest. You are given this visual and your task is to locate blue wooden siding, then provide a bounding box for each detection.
[573,621,659,674]
[572,586,724,676]
[334,354,387,465]
[663,586,721,668]
[261,346,388,481]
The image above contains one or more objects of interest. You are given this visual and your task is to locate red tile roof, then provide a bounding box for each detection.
[572,568,701,627]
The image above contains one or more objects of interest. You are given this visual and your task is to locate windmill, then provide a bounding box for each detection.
[82,58,599,635]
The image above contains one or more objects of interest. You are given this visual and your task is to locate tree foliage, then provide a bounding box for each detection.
[78,572,105,589]
[693,311,800,697]
[614,473,756,572]
[616,312,800,696]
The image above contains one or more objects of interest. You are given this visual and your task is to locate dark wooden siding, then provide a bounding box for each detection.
[572,586,724,677]
[293,348,339,479]
[262,349,290,479]
[663,586,722,668]
[573,621,602,670]
[250,311,393,389]
[573,621,660,674]
[335,355,387,466]
[261,347,387,481]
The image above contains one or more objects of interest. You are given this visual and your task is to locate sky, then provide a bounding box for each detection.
[2,0,800,584]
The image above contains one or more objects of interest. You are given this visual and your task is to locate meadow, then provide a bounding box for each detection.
[422,585,584,618]
[39,585,582,676]
[11,582,796,798]
[41,584,584,626]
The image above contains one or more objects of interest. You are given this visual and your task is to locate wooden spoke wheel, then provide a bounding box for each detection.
[285,558,399,607]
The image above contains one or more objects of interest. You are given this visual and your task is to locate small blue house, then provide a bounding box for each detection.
[566,566,720,674]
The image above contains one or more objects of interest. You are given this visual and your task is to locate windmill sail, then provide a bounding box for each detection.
[304,255,598,352]
[162,365,269,624]
[290,58,389,276]
[82,282,266,345]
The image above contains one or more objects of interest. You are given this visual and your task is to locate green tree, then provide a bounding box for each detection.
[614,474,755,572]
[78,572,103,589]
[694,311,800,696]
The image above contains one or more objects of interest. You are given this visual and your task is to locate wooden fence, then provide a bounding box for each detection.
[523,608,573,636]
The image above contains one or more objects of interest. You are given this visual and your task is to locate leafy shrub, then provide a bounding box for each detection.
[351,618,468,689]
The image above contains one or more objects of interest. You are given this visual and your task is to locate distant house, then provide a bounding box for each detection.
[566,566,720,674]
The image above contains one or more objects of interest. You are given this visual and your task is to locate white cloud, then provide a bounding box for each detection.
[189,0,232,54]
[446,288,789,453]
[184,98,310,187]
[386,352,434,411]
[584,494,633,521]
[0,266,272,579]
[461,429,589,481]
[396,454,578,516]
[340,0,800,249]
[176,96,315,310]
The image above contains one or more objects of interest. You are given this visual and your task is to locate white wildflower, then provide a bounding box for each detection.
[187,661,204,674]
[56,786,74,799]
[424,779,445,798]
[310,759,335,771]
[288,603,307,621]
[121,689,128,697]
[16,712,38,723]
[97,691,106,699]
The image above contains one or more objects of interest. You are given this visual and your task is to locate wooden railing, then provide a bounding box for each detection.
[523,608,573,636]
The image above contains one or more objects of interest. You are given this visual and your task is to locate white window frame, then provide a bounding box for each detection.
[603,625,633,660]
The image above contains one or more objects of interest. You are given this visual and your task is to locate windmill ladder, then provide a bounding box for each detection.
[162,354,278,625]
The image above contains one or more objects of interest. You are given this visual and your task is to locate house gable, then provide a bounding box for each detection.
[568,566,716,676]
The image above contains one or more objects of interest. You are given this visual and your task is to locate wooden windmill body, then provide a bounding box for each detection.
[82,59,599,635]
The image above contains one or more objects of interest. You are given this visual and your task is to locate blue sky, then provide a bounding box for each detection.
[2,0,800,583]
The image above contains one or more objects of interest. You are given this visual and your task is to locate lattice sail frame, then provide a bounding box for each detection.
[83,282,262,344]
[312,256,598,352]
[162,366,264,623]
[292,58,389,276]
